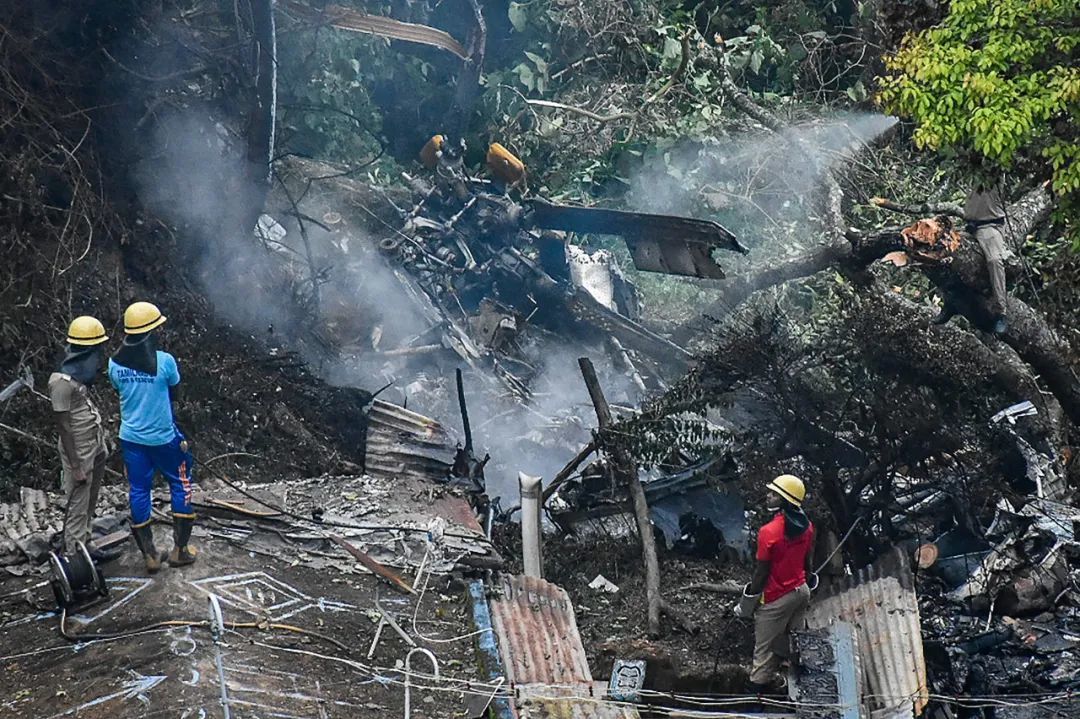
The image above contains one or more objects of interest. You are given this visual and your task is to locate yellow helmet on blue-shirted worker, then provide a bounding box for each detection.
[123,301,166,335]
[66,316,109,346]
[766,474,806,508]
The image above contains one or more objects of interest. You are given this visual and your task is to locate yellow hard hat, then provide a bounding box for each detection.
[767,474,806,508]
[123,301,166,335]
[66,316,108,346]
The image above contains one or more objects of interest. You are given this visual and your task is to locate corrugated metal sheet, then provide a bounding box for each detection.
[489,574,593,686]
[805,548,928,718]
[516,697,639,719]
[365,399,457,483]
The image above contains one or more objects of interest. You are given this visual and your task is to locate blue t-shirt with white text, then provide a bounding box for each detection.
[108,350,180,446]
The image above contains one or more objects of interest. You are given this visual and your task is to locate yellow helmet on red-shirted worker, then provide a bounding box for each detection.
[66,316,108,346]
[766,474,806,508]
[123,301,166,335]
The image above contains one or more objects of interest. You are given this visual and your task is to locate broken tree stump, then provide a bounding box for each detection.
[578,357,663,637]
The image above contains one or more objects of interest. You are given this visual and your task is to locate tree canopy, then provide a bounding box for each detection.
[878,0,1079,237]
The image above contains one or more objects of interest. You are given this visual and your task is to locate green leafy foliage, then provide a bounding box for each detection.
[878,0,1079,240]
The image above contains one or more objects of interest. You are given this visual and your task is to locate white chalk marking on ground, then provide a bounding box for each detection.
[69,577,152,626]
[43,672,166,718]
[188,571,355,621]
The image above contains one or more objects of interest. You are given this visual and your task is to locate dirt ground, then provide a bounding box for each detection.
[495,527,755,694]
[0,525,482,718]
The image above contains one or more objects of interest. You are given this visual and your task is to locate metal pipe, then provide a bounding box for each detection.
[207,594,232,719]
[403,647,440,719]
[519,472,543,578]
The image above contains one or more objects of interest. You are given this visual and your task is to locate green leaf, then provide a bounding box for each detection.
[845,81,868,102]
[508,2,528,33]
[524,51,548,75]
[749,49,764,75]
[513,62,535,92]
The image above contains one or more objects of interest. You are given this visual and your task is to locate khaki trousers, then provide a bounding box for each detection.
[750,583,811,684]
[62,450,106,552]
[975,225,1010,316]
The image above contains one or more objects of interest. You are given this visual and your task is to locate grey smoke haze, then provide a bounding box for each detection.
[132,108,638,503]
[627,112,897,247]
[134,111,431,371]
[132,102,892,505]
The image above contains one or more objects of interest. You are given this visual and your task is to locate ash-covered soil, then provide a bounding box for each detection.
[496,527,755,693]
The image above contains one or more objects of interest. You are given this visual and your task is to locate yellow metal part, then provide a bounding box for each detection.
[419,134,444,169]
[486,142,526,187]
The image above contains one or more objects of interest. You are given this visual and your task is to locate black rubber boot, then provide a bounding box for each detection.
[168,514,197,567]
[131,523,165,574]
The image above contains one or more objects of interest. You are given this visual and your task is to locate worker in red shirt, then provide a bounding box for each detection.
[734,474,816,692]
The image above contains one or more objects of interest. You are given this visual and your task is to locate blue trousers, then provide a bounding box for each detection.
[121,436,195,525]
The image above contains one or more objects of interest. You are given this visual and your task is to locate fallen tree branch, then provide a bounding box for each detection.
[870,196,964,218]
[524,99,633,123]
[679,581,744,594]
[281,0,468,59]
[660,599,699,634]
[579,357,663,637]
[542,439,598,503]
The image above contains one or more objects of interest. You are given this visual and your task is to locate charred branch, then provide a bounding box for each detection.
[579,356,663,637]
[870,196,964,218]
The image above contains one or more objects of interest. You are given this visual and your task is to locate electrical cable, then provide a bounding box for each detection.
[408,551,492,645]
[57,606,351,652]
[813,515,862,574]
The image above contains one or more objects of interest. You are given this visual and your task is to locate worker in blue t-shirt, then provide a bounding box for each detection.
[108,301,196,573]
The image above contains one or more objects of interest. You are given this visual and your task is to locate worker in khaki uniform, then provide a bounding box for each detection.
[49,316,119,563]
[734,474,815,693]
[934,183,1011,334]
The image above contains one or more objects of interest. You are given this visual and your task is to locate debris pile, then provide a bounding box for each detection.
[1,486,128,570]
[268,137,745,400]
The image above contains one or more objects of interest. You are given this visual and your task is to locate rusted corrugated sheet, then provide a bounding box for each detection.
[805,548,928,718]
[365,399,457,483]
[488,574,593,686]
[517,697,639,719]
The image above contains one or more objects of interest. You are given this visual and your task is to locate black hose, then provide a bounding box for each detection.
[58,607,352,652]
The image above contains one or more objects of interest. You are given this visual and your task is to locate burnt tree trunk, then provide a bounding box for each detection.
[579,357,663,637]
[448,0,485,138]
[849,188,1079,423]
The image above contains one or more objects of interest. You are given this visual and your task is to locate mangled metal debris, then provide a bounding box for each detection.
[949,496,1079,615]
[271,134,742,401]
[1,486,128,569]
[526,198,748,279]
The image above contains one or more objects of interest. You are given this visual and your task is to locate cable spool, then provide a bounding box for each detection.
[48,542,108,609]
